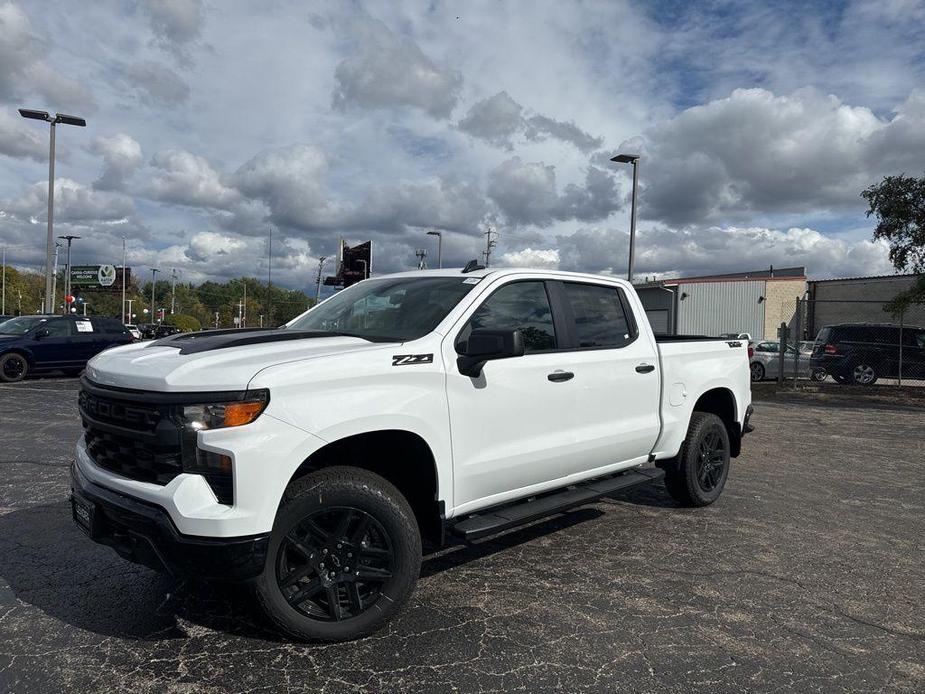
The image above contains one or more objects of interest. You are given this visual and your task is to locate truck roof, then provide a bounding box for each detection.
[377,267,631,285]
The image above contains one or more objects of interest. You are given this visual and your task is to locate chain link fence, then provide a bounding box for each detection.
[765,298,925,388]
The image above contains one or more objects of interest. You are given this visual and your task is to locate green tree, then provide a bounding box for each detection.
[862,172,925,313]
[164,313,202,332]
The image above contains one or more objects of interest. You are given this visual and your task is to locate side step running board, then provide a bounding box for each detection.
[449,467,665,542]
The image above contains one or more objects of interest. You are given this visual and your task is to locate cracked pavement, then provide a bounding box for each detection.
[1,378,923,692]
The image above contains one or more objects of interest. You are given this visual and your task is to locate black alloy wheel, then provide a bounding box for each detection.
[696,428,727,493]
[276,506,395,622]
[0,353,28,383]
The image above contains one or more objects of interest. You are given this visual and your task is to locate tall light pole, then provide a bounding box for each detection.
[19,109,87,313]
[121,236,127,324]
[150,268,159,323]
[610,153,640,283]
[51,242,61,309]
[426,229,443,268]
[58,235,80,313]
[170,268,178,314]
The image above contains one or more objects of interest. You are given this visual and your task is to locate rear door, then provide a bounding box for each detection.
[552,280,661,472]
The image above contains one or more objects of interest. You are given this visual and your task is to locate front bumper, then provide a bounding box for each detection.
[70,461,269,580]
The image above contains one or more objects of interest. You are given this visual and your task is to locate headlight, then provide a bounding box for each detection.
[175,389,269,505]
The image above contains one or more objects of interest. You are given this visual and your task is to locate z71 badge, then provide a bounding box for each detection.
[392,354,434,366]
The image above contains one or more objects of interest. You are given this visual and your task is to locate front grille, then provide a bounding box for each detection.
[83,427,183,485]
[79,389,183,486]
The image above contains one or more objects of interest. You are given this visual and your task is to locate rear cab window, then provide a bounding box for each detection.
[560,282,636,349]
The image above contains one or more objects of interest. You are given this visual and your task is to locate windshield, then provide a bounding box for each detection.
[287,276,479,341]
[0,316,48,335]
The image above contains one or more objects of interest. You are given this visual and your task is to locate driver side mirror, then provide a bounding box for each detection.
[34,328,50,339]
[456,328,525,377]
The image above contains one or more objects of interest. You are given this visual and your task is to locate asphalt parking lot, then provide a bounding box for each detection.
[1,379,923,693]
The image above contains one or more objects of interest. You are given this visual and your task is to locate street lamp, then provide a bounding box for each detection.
[610,153,640,283]
[426,229,443,268]
[150,268,159,323]
[57,235,80,313]
[19,109,87,313]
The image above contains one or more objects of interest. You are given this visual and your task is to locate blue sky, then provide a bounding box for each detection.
[1,0,924,290]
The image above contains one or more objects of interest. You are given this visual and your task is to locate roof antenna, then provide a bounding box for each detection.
[462,259,485,274]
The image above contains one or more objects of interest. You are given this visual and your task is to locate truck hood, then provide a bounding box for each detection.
[85,330,394,392]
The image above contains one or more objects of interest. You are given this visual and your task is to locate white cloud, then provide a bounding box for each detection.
[500,247,561,269]
[637,87,925,226]
[0,110,46,160]
[1,178,133,222]
[142,0,204,60]
[555,225,894,280]
[126,60,190,105]
[147,149,239,209]
[488,158,620,227]
[91,134,143,190]
[331,10,462,118]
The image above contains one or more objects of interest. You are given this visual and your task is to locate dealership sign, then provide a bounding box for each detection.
[70,265,130,292]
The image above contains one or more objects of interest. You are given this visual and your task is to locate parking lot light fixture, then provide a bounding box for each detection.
[57,235,80,314]
[150,268,160,323]
[20,108,87,313]
[610,153,640,283]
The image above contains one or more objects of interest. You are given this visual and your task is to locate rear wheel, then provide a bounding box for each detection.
[749,362,765,382]
[255,467,421,642]
[0,353,28,383]
[664,412,730,507]
[810,368,827,382]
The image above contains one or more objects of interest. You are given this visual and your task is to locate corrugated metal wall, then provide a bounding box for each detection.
[676,280,766,339]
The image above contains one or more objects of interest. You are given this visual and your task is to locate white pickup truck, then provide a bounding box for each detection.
[72,266,753,641]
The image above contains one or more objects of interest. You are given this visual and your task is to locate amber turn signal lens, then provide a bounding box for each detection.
[223,400,265,427]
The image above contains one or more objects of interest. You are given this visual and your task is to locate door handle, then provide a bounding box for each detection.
[547,370,574,382]
[635,363,655,374]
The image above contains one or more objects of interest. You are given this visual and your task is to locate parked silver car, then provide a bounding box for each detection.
[749,340,811,381]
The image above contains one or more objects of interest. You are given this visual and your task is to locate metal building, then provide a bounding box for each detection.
[635,267,807,340]
[806,273,925,337]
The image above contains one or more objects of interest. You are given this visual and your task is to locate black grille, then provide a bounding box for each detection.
[83,427,183,485]
[79,390,183,486]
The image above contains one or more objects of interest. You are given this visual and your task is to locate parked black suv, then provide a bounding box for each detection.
[810,323,925,385]
[0,315,133,382]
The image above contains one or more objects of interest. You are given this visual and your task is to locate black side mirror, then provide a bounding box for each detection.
[456,328,525,377]
[34,328,50,339]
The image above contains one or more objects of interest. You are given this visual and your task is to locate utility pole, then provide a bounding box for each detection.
[415,248,428,270]
[170,268,178,314]
[266,225,272,326]
[18,109,87,313]
[483,226,498,267]
[314,256,327,304]
[150,268,159,323]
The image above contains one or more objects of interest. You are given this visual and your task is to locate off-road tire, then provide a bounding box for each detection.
[0,353,28,383]
[663,412,730,507]
[254,467,422,642]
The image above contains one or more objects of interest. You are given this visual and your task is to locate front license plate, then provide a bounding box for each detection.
[72,494,95,536]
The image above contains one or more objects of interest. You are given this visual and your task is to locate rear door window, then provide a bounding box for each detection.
[44,319,76,337]
[561,282,635,349]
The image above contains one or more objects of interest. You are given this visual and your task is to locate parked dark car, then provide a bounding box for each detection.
[0,315,14,324]
[0,315,133,383]
[810,323,925,385]
[139,323,181,339]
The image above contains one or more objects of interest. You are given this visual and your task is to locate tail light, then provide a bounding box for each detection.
[824,343,837,355]
[747,345,754,359]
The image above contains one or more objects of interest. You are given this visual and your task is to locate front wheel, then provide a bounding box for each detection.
[255,467,422,642]
[0,353,29,383]
[664,412,730,507]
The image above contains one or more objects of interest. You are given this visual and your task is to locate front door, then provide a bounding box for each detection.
[29,318,78,368]
[444,279,580,512]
